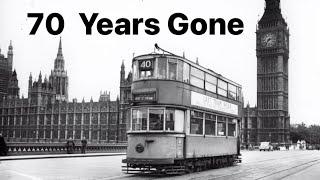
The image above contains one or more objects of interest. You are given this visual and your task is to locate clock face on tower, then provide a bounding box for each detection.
[261,33,276,47]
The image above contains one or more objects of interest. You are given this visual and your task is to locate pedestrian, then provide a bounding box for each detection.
[0,133,7,156]
[66,137,75,154]
[81,137,87,154]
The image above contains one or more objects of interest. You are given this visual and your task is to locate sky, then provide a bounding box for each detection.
[0,0,319,125]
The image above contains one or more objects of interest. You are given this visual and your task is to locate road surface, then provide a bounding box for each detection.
[1,150,320,179]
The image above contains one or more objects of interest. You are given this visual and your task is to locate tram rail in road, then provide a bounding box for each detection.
[1,150,320,180]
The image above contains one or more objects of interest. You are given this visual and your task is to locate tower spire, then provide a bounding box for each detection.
[259,0,286,28]
[57,37,63,56]
[8,40,13,54]
[51,37,69,102]
[54,37,65,71]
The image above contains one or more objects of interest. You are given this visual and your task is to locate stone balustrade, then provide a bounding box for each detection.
[5,142,127,155]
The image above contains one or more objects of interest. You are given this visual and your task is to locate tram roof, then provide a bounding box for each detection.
[133,53,242,88]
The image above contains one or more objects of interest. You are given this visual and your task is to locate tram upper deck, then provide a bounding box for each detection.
[131,53,243,117]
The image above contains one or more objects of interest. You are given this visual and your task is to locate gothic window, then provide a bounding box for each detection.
[39,115,44,125]
[65,129,72,139]
[60,114,66,124]
[53,114,59,124]
[92,130,98,140]
[75,130,81,139]
[100,130,107,140]
[16,116,21,125]
[60,126,65,139]
[84,113,90,124]
[75,114,82,125]
[29,115,36,125]
[91,113,98,124]
[68,114,74,125]
[100,113,107,124]
[53,129,58,139]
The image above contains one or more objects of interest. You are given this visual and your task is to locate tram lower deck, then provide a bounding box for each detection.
[122,106,241,175]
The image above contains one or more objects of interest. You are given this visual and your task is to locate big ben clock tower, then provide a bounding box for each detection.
[256,0,290,144]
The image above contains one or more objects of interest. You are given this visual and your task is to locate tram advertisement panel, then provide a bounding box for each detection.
[191,91,238,116]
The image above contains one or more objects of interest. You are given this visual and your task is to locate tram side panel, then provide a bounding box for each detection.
[126,133,185,164]
[185,136,237,158]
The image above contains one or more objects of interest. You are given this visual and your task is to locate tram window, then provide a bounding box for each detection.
[190,111,203,135]
[205,74,217,93]
[168,59,177,80]
[177,60,183,81]
[183,63,190,83]
[133,61,138,81]
[228,119,236,137]
[140,70,153,78]
[228,84,237,100]
[218,79,227,97]
[217,116,226,136]
[190,67,204,88]
[132,109,147,131]
[158,57,167,79]
[165,109,175,131]
[149,109,164,130]
[205,113,216,135]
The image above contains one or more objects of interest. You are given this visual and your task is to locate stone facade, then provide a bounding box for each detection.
[0,39,132,143]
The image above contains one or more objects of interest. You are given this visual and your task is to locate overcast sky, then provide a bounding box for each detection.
[0,0,319,125]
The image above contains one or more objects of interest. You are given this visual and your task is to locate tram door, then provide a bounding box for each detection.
[175,110,184,158]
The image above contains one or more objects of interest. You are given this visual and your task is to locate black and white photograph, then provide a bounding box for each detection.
[0,0,320,179]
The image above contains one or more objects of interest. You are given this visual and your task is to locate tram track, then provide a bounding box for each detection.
[241,151,317,164]
[183,152,320,180]
[255,158,320,180]
[104,152,320,180]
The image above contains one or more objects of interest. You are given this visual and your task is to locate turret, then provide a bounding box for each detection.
[28,73,32,98]
[8,69,20,98]
[38,71,42,83]
[54,37,65,71]
[7,40,13,71]
[120,60,125,83]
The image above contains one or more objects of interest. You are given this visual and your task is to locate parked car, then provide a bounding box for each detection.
[259,142,273,151]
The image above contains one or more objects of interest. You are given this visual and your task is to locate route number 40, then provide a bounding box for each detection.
[28,13,64,35]
[140,60,152,68]
[139,60,153,71]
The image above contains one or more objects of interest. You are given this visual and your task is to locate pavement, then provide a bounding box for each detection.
[0,152,126,161]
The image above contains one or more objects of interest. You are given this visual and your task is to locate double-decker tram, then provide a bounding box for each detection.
[122,44,243,175]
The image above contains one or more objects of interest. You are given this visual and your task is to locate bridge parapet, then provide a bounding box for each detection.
[6,142,127,156]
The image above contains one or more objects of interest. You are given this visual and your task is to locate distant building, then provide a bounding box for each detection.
[0,39,132,143]
[119,61,132,140]
[242,0,290,146]
[0,41,16,101]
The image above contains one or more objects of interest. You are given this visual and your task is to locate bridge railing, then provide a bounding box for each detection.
[6,142,127,156]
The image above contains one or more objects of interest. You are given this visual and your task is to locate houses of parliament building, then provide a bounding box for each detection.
[0,38,132,143]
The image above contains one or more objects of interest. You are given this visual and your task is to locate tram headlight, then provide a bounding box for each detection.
[135,143,144,153]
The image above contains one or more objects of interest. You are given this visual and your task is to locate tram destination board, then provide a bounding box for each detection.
[132,92,157,102]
